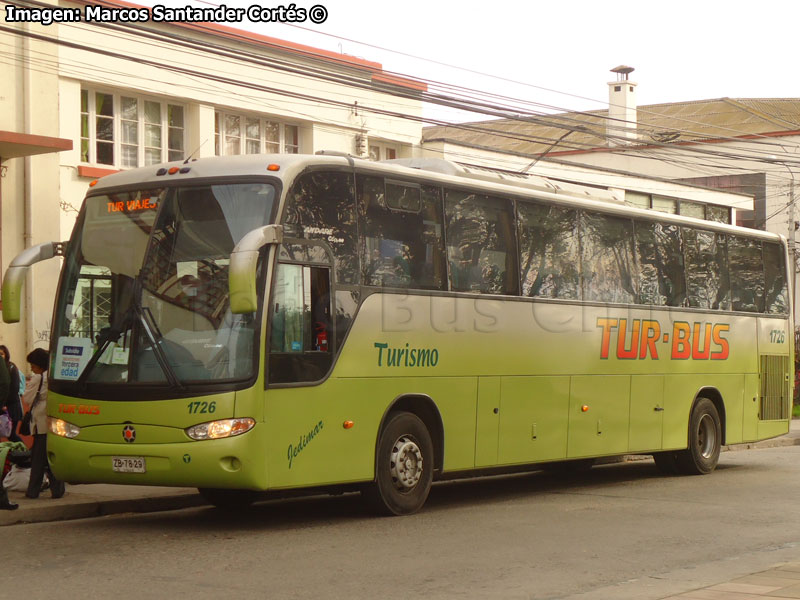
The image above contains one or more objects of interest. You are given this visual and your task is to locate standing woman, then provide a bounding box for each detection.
[0,345,23,442]
[23,348,65,499]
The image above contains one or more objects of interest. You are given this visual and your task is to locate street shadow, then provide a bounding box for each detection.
[89,457,696,533]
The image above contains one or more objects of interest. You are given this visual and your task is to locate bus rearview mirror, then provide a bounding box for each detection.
[2,241,65,324]
[229,225,283,314]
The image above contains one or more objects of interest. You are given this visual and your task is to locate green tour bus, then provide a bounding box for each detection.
[2,152,793,515]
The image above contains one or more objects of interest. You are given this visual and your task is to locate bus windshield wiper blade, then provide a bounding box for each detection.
[138,304,185,390]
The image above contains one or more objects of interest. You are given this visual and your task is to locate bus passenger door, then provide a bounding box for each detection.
[628,375,664,452]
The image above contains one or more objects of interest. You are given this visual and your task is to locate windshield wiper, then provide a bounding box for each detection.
[138,304,185,390]
[76,276,185,390]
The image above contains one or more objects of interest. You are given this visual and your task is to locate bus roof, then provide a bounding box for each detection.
[87,153,784,244]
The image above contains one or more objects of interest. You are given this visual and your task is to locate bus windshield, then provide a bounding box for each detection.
[52,182,276,389]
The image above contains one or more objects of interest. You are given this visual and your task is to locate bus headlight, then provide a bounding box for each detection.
[185,418,255,441]
[48,417,80,439]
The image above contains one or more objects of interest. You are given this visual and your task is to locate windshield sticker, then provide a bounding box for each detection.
[55,337,94,380]
[597,318,730,361]
[287,420,324,469]
[374,342,439,367]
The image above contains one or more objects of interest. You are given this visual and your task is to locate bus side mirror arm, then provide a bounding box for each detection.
[2,241,66,324]
[229,225,283,314]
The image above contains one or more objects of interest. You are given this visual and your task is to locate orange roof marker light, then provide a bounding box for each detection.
[168,167,180,175]
[89,180,99,187]
[267,164,280,172]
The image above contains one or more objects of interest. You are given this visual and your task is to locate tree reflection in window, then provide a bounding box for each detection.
[518,202,579,299]
[282,172,358,284]
[580,212,636,303]
[729,236,765,312]
[684,229,730,310]
[636,222,686,306]
[358,177,446,290]
[763,242,789,314]
[445,191,517,294]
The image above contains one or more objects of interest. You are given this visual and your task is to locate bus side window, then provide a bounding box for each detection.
[763,242,789,314]
[580,211,636,304]
[282,171,358,285]
[445,190,517,295]
[683,228,730,310]
[357,177,446,291]
[518,202,579,300]
[635,221,686,307]
[269,263,333,384]
[729,236,765,313]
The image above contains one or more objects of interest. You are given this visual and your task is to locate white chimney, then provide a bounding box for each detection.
[607,65,637,146]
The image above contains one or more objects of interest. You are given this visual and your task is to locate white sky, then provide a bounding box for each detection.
[140,0,799,120]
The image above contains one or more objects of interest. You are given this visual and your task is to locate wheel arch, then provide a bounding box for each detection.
[376,394,445,475]
[695,387,726,445]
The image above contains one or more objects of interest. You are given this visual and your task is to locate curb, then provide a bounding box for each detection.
[0,492,206,526]
[724,433,800,452]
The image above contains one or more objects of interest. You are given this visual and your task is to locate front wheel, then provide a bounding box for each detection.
[363,412,433,516]
[676,398,722,475]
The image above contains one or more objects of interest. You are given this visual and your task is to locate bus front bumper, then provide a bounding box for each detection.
[46,432,268,490]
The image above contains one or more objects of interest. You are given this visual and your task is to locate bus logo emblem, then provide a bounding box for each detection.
[122,425,136,443]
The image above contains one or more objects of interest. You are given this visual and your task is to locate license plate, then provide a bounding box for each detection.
[111,456,146,473]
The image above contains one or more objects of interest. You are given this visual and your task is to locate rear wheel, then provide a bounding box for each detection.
[676,398,722,475]
[363,412,433,516]
[198,488,258,510]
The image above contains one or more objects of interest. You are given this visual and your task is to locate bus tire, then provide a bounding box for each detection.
[676,398,722,475]
[198,487,258,510]
[363,412,433,516]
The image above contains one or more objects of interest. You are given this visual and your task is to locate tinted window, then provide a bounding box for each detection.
[684,228,730,310]
[729,236,765,312]
[358,177,446,290]
[764,242,789,314]
[518,202,579,299]
[445,191,517,294]
[282,171,358,284]
[636,222,686,306]
[581,212,636,304]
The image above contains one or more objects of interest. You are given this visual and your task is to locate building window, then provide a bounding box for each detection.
[368,144,398,161]
[215,111,299,156]
[80,89,184,168]
[624,190,731,224]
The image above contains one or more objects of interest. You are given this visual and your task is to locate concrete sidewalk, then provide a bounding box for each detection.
[0,482,206,526]
[658,563,800,599]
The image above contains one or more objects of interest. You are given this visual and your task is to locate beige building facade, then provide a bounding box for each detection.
[0,0,425,359]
